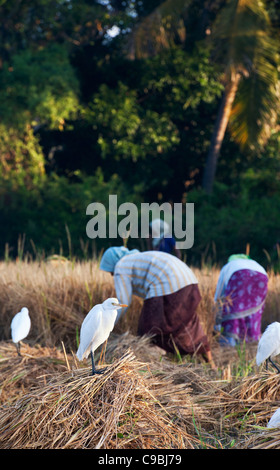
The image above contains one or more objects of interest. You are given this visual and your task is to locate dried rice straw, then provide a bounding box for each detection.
[0,350,205,449]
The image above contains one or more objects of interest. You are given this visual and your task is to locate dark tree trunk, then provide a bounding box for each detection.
[202,74,241,194]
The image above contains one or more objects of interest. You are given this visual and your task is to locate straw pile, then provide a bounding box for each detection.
[228,372,280,449]
[0,350,206,449]
[248,428,280,449]
[1,260,280,449]
[1,334,280,448]
[0,341,71,405]
[228,371,280,431]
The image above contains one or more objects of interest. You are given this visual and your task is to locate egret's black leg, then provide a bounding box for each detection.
[91,351,97,375]
[16,342,21,357]
[269,357,280,373]
[90,351,106,375]
[266,359,268,370]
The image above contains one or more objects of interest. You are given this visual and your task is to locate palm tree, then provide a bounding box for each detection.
[128,0,280,194]
[202,0,279,193]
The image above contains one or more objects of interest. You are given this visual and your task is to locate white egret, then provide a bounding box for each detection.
[256,322,280,373]
[11,307,31,356]
[267,408,280,429]
[76,298,127,375]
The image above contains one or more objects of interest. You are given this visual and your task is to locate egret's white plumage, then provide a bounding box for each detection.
[256,322,280,373]
[11,307,31,355]
[76,298,127,374]
[267,408,280,428]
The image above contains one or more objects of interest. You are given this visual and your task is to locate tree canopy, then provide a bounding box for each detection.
[0,0,280,267]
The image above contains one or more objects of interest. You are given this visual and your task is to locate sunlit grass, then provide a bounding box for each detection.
[0,258,280,449]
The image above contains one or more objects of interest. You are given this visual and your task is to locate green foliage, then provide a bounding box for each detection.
[0,0,110,62]
[78,45,223,200]
[2,163,280,268]
[187,180,280,269]
[0,169,143,259]
[141,45,224,119]
[85,81,179,162]
[0,44,80,130]
[0,0,279,266]
[0,125,46,188]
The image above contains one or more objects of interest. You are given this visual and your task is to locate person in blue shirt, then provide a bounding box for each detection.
[147,219,181,259]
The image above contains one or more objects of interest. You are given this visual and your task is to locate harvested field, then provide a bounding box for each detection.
[0,259,280,449]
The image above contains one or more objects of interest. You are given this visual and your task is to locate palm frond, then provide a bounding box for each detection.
[128,0,191,59]
[210,0,279,147]
[212,0,276,76]
[229,67,279,148]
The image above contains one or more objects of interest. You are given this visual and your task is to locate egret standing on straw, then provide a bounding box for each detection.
[256,322,280,373]
[267,408,280,428]
[11,307,31,356]
[76,298,127,375]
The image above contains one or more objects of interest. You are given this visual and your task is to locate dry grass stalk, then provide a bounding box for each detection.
[201,371,280,434]
[0,342,72,405]
[248,428,280,449]
[1,334,279,449]
[234,371,280,402]
[0,350,205,449]
[106,333,237,437]
[1,260,280,449]
[0,260,142,348]
[0,260,278,349]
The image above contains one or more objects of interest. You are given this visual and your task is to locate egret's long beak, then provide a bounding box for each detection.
[118,304,128,308]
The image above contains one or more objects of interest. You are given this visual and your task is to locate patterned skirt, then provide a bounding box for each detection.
[219,269,268,344]
[137,284,210,357]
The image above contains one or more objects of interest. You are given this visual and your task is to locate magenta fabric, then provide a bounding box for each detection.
[221,269,268,343]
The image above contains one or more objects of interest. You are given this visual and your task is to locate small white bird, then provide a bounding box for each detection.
[267,408,280,428]
[11,307,31,356]
[76,298,127,375]
[256,322,280,373]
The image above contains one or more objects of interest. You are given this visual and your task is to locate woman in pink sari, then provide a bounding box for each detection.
[214,254,268,346]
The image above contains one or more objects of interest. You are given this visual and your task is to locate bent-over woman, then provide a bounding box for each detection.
[100,246,215,367]
[214,254,268,346]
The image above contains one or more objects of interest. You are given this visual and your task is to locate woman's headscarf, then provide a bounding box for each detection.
[228,254,250,262]
[100,246,139,273]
